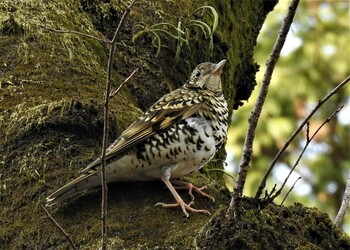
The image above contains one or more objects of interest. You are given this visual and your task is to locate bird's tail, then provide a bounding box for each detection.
[46,171,101,206]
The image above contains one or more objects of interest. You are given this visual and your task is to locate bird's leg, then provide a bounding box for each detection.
[156,177,211,217]
[171,179,215,202]
[155,166,211,217]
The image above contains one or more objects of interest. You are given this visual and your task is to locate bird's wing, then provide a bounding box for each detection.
[82,88,203,173]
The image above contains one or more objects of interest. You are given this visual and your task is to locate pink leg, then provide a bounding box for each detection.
[155,177,211,217]
[171,179,215,202]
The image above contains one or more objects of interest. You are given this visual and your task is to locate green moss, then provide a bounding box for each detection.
[0,0,283,249]
[195,198,350,249]
[0,1,107,115]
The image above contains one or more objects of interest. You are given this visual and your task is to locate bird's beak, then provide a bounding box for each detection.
[212,59,227,76]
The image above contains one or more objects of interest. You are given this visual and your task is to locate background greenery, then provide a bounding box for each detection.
[226,0,350,233]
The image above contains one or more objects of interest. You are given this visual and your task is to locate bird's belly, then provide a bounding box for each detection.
[169,141,216,178]
[142,138,217,179]
[105,117,217,181]
[139,117,217,179]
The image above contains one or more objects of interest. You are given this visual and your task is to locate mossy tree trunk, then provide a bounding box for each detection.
[0,0,276,248]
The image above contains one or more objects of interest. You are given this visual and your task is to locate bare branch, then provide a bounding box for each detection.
[334,173,350,227]
[264,183,277,200]
[41,204,78,250]
[100,1,137,249]
[110,0,137,44]
[280,177,301,206]
[255,76,350,199]
[226,0,301,218]
[267,105,343,202]
[41,25,109,44]
[306,121,310,141]
[110,68,139,98]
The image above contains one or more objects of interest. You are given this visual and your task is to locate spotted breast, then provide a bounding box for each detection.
[46,60,228,217]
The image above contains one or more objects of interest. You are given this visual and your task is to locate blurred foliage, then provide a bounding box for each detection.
[226,1,350,233]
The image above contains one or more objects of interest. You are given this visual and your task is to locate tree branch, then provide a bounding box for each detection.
[41,205,78,250]
[100,1,136,249]
[255,76,350,199]
[110,68,139,98]
[226,0,301,218]
[261,105,342,204]
[334,173,350,227]
[42,2,137,248]
[280,177,301,206]
[266,105,343,202]
[41,25,110,44]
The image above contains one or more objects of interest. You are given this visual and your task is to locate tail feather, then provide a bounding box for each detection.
[46,171,101,206]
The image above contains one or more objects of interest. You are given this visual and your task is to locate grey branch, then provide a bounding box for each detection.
[334,173,350,227]
[280,177,301,206]
[266,105,343,202]
[100,1,137,249]
[255,75,350,199]
[226,0,301,218]
[110,68,139,98]
[41,204,78,250]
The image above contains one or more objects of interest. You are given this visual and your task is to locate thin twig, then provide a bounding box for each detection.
[41,204,78,250]
[264,183,277,199]
[41,25,109,44]
[266,105,344,202]
[226,0,301,218]
[334,173,350,227]
[110,0,136,44]
[255,76,350,199]
[110,68,139,98]
[280,177,301,206]
[100,1,136,249]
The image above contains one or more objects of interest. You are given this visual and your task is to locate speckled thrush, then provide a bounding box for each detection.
[46,60,228,217]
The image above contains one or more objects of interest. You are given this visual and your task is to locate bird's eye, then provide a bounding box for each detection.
[195,71,201,78]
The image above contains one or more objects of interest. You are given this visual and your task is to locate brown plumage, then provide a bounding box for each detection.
[46,60,228,217]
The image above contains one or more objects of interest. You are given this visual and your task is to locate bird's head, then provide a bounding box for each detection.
[185,59,226,93]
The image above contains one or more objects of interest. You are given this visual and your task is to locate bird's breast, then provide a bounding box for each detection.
[200,94,229,148]
[138,117,216,177]
[104,95,229,181]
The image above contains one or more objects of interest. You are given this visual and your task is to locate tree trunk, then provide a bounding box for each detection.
[0,0,277,248]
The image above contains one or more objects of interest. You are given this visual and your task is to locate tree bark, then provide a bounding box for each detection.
[0,0,276,248]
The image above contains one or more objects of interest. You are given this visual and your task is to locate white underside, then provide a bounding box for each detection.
[104,117,217,182]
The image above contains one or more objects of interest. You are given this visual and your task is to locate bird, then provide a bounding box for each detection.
[46,59,229,217]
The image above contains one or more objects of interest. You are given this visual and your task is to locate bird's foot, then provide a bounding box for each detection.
[171,180,215,202]
[155,200,210,217]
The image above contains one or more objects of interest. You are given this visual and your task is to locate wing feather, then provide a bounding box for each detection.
[82,88,203,173]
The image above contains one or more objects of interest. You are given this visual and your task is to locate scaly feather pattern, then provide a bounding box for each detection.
[46,60,229,217]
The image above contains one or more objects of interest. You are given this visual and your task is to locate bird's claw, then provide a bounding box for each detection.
[171,180,215,202]
[155,200,210,217]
